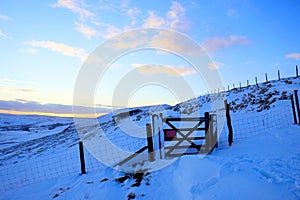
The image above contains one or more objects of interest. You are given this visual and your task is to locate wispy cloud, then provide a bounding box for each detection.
[0,14,11,21]
[94,22,122,39]
[285,53,300,60]
[202,35,250,54]
[132,64,196,76]
[150,30,203,55]
[143,11,166,28]
[227,9,239,18]
[0,87,36,93]
[0,78,19,85]
[18,48,39,54]
[74,22,98,39]
[0,29,13,40]
[208,61,225,70]
[0,78,36,87]
[126,7,141,26]
[52,0,95,20]
[10,88,36,93]
[143,1,189,31]
[167,1,188,30]
[0,99,111,115]
[24,40,88,61]
[121,0,130,11]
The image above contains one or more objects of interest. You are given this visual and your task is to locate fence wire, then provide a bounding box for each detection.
[217,100,293,149]
[0,100,295,192]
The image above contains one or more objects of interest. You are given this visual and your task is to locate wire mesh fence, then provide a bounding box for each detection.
[217,100,293,149]
[0,98,296,192]
[0,145,106,192]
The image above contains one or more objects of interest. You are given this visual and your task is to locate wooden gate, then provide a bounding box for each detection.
[162,112,217,157]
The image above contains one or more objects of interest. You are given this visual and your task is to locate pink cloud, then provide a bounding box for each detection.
[202,35,250,54]
[285,53,300,60]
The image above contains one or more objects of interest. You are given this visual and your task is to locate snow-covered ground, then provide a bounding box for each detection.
[1,125,300,199]
[0,76,300,199]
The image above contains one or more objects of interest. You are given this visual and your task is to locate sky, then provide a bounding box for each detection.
[0,0,299,117]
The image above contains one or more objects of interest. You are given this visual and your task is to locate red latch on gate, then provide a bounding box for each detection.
[164,129,177,141]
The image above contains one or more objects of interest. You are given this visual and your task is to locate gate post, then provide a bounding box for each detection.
[204,112,210,152]
[146,123,155,162]
[151,113,165,160]
[210,114,218,149]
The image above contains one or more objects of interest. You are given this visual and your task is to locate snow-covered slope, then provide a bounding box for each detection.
[0,76,300,199]
[2,125,300,199]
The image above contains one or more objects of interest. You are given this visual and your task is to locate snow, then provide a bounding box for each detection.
[0,76,300,199]
[0,114,73,149]
[1,125,299,199]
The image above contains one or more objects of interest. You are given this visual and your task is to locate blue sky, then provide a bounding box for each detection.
[0,0,299,116]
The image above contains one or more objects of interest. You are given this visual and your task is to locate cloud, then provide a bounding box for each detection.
[227,9,239,17]
[0,87,36,93]
[132,63,196,76]
[92,21,123,39]
[127,7,140,19]
[0,99,111,115]
[202,35,250,54]
[0,29,13,40]
[52,0,95,20]
[0,14,10,21]
[285,53,300,60]
[143,11,166,28]
[150,30,203,55]
[18,48,39,54]
[121,0,130,11]
[167,1,188,30]
[126,7,141,26]
[104,30,147,50]
[208,61,225,70]
[74,22,98,39]
[143,1,189,31]
[0,78,36,87]
[24,40,88,61]
[10,88,36,93]
[105,29,204,56]
[0,78,19,85]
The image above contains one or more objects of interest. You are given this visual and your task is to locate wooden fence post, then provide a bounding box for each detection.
[224,100,233,146]
[296,65,299,78]
[239,82,242,90]
[79,141,86,174]
[291,94,298,124]
[255,76,258,86]
[146,123,155,162]
[265,73,268,83]
[247,80,249,87]
[278,70,281,80]
[294,90,300,125]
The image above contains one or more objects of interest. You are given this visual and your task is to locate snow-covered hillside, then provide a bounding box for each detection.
[0,76,300,199]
